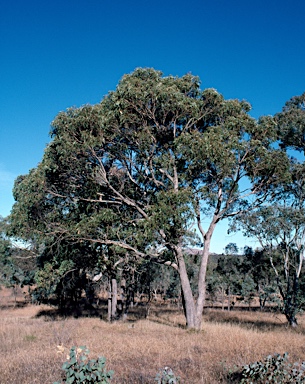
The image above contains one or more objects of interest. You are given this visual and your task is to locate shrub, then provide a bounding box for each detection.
[54,346,113,384]
[155,366,181,384]
[237,352,305,383]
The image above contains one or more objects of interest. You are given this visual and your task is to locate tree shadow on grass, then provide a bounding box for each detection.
[35,298,108,320]
[35,306,104,321]
[143,306,187,329]
[35,299,153,322]
[202,308,305,333]
[0,302,29,310]
[35,303,303,334]
[146,314,187,329]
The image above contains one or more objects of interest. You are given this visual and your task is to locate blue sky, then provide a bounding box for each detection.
[1,0,304,253]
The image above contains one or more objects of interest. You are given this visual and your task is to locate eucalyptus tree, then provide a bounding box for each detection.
[215,255,245,310]
[242,246,278,311]
[235,161,305,326]
[0,219,14,288]
[0,217,34,302]
[9,68,289,329]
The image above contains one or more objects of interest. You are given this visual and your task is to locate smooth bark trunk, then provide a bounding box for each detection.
[120,278,128,321]
[107,280,111,322]
[176,234,212,330]
[221,287,225,311]
[176,246,197,328]
[111,278,117,320]
[227,286,231,312]
[195,234,212,328]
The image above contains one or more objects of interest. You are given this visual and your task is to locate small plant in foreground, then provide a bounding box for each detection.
[155,366,181,384]
[54,346,114,384]
[238,352,305,383]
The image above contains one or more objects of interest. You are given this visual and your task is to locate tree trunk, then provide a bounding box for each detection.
[111,278,117,320]
[120,278,128,321]
[221,287,225,311]
[286,309,298,327]
[13,286,18,307]
[174,218,215,330]
[284,304,299,326]
[107,279,111,322]
[194,234,213,329]
[180,287,187,320]
[176,247,197,329]
[176,232,214,330]
[289,317,298,327]
[279,274,300,327]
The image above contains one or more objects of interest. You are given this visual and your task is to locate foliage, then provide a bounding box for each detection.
[0,220,34,291]
[24,233,110,309]
[205,247,285,310]
[8,68,290,329]
[242,246,278,310]
[155,366,181,384]
[54,346,113,384]
[0,235,14,286]
[33,259,76,305]
[233,161,305,325]
[54,346,182,384]
[224,243,239,256]
[276,91,305,152]
[237,352,305,383]
[206,253,252,308]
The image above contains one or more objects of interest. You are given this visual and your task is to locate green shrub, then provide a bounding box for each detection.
[54,346,113,384]
[154,366,181,384]
[238,352,305,383]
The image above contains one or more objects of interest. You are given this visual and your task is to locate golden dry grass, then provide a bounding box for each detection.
[1,290,305,383]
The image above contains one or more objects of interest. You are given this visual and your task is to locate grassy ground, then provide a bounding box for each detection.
[1,288,305,383]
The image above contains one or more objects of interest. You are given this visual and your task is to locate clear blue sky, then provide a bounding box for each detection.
[1,0,304,253]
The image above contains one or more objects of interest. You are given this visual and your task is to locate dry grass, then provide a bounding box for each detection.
[1,290,305,383]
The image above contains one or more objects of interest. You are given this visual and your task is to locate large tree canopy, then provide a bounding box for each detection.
[9,68,289,329]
